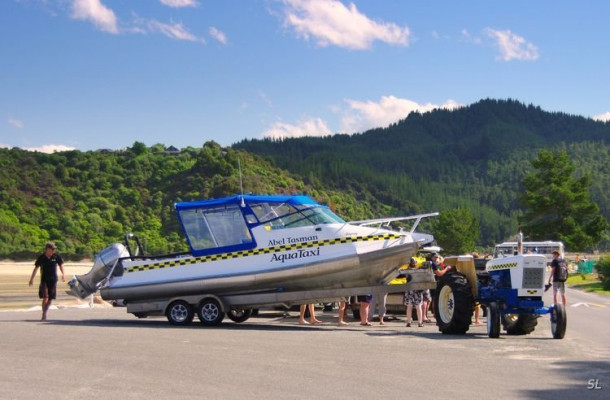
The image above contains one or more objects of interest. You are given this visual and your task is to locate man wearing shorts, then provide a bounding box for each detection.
[548,250,567,306]
[29,242,65,321]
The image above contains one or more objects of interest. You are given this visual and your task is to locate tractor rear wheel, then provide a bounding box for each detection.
[502,313,538,335]
[434,273,474,334]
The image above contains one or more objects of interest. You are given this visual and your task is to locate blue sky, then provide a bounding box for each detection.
[2,0,609,152]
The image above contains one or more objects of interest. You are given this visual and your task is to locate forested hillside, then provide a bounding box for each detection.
[235,99,610,249]
[0,142,374,259]
[2,99,608,259]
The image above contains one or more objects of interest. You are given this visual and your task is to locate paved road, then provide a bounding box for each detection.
[1,287,608,400]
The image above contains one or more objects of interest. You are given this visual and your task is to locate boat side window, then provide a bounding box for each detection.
[180,205,253,251]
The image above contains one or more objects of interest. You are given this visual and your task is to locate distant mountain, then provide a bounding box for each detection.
[234,99,610,249]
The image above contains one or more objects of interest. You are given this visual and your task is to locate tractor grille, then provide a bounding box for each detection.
[522,268,544,289]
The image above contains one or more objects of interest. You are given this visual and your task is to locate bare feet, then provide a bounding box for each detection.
[360,322,372,326]
[338,321,349,326]
[311,319,323,324]
[299,320,310,325]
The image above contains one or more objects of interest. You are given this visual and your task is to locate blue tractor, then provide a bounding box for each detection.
[433,254,566,339]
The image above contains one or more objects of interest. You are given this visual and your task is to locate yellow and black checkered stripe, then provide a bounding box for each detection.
[487,262,518,271]
[125,233,402,274]
[526,289,539,294]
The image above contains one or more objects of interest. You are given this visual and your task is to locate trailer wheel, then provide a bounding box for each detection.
[434,273,474,334]
[227,308,252,323]
[551,303,567,339]
[166,300,194,326]
[487,302,500,338]
[197,298,225,326]
[502,313,538,335]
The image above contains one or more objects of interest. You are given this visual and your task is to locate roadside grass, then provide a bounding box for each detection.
[567,273,610,296]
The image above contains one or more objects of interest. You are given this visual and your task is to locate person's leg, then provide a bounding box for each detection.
[309,304,322,324]
[299,304,308,324]
[561,283,567,306]
[553,283,559,305]
[379,293,387,325]
[40,282,49,321]
[360,302,370,325]
[406,304,413,326]
[474,304,482,324]
[368,294,376,322]
[338,301,349,325]
[416,304,423,327]
[422,300,429,320]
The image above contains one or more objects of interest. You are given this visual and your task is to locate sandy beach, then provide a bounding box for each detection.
[0,261,98,310]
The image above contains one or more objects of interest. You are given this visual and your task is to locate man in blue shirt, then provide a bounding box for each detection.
[29,242,65,321]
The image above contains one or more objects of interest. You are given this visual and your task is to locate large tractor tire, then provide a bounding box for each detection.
[501,313,538,335]
[434,273,474,334]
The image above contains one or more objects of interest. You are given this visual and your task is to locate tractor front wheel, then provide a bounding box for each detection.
[551,303,567,339]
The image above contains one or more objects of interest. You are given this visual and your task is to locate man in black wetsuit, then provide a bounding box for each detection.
[29,242,65,321]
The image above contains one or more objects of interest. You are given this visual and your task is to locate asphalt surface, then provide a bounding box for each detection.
[1,287,608,400]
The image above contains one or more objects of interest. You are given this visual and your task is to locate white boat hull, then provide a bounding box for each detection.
[100,240,418,301]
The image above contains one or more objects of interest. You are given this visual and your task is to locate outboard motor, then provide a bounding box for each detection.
[68,243,130,299]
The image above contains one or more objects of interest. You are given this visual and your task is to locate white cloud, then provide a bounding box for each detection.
[145,19,205,43]
[209,27,228,45]
[23,145,77,153]
[341,96,462,134]
[8,117,24,129]
[484,28,539,61]
[263,117,332,139]
[593,112,610,122]
[160,0,199,8]
[278,0,410,49]
[70,0,119,34]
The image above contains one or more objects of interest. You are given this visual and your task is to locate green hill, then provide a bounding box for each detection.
[1,99,608,259]
[234,99,610,249]
[0,142,370,259]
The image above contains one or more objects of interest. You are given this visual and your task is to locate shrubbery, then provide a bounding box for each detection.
[594,255,610,290]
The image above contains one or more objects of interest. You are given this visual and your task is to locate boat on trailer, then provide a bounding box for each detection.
[69,194,437,325]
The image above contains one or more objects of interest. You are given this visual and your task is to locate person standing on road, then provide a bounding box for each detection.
[368,292,388,325]
[548,250,567,306]
[404,258,424,327]
[29,242,65,321]
[357,294,373,326]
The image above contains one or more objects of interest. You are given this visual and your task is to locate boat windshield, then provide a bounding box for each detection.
[249,202,344,229]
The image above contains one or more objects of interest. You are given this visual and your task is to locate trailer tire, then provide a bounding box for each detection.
[197,298,225,326]
[227,308,252,323]
[551,303,567,339]
[166,300,194,326]
[487,302,500,338]
[434,273,474,334]
[502,314,538,335]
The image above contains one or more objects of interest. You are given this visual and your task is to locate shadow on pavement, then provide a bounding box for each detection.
[519,360,609,399]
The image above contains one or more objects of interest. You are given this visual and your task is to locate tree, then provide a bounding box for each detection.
[520,149,608,250]
[432,208,479,255]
